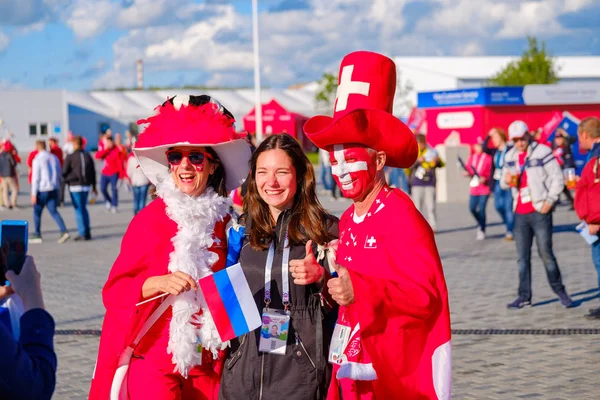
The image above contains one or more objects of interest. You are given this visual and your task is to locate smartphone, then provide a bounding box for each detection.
[0,220,28,276]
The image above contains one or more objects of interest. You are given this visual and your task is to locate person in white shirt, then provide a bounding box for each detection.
[125,153,150,215]
[30,140,70,244]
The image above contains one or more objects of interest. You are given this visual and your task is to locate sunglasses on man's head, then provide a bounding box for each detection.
[166,150,213,166]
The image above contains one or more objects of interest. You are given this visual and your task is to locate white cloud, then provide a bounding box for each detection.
[455,40,483,56]
[66,0,118,39]
[0,32,9,52]
[87,0,600,90]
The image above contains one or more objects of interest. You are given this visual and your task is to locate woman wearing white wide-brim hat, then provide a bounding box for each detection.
[90,95,251,400]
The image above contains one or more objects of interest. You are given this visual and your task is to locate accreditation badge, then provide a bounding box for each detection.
[520,187,532,204]
[258,309,291,355]
[328,322,352,364]
[493,168,502,181]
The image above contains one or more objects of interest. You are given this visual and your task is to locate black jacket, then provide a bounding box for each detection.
[62,150,97,191]
[219,210,339,400]
[0,152,16,178]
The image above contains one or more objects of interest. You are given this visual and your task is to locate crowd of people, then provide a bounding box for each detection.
[0,128,150,244]
[0,49,599,400]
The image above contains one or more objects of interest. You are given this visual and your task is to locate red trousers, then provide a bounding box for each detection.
[127,322,221,400]
[127,355,220,399]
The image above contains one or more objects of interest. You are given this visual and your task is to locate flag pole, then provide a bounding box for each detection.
[252,0,263,144]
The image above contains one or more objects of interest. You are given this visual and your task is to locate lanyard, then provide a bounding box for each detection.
[472,154,486,176]
[517,143,537,188]
[264,232,291,310]
[495,147,506,169]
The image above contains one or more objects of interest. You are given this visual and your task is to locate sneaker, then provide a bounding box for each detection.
[507,296,532,309]
[74,234,92,241]
[105,201,111,210]
[505,233,514,241]
[584,307,600,319]
[110,206,118,214]
[29,235,43,244]
[476,228,486,241]
[557,291,574,308]
[57,232,71,244]
[0,206,7,211]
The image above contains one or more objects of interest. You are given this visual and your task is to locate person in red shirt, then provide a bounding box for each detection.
[464,141,493,240]
[95,137,125,213]
[27,148,39,184]
[48,138,63,167]
[89,94,251,400]
[48,137,66,205]
[501,120,573,309]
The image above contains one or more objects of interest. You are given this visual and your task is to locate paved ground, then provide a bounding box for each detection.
[5,175,599,399]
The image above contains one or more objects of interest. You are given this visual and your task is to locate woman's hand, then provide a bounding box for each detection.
[289,240,324,285]
[142,271,198,299]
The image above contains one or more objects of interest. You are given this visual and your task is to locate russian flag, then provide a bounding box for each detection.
[200,263,261,342]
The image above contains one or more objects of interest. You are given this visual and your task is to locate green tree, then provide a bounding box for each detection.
[315,72,338,113]
[488,36,560,86]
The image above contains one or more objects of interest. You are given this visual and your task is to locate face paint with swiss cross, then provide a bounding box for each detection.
[329,144,377,199]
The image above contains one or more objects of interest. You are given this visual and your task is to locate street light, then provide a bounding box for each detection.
[252,0,263,144]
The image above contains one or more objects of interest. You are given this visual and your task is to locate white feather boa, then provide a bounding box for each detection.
[155,176,232,376]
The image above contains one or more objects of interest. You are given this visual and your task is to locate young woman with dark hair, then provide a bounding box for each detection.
[219,133,338,400]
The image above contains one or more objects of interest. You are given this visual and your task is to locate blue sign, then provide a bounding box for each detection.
[418,89,485,108]
[484,87,524,105]
[418,87,525,108]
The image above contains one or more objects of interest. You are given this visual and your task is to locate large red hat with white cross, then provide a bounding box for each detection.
[304,51,417,168]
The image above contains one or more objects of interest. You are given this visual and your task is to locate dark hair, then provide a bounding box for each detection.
[74,136,84,148]
[205,147,227,197]
[244,133,334,250]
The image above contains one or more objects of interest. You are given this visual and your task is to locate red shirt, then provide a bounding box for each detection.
[50,145,64,167]
[27,150,39,183]
[95,147,125,177]
[515,152,536,214]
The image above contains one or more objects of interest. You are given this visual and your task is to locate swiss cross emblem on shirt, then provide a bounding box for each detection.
[364,235,377,249]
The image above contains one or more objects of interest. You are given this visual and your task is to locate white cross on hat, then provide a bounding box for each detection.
[335,65,370,112]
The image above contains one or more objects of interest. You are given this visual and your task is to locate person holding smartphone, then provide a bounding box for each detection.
[0,256,57,400]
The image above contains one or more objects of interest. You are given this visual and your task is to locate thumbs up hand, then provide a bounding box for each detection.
[289,240,324,285]
[327,264,354,306]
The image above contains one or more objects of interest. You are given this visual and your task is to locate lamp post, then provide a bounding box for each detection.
[252,0,263,144]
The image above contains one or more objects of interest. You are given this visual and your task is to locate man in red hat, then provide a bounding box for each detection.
[304,51,451,399]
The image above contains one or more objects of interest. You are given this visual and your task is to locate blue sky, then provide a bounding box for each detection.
[1,0,599,91]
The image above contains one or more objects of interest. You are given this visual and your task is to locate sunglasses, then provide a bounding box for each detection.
[166,150,214,166]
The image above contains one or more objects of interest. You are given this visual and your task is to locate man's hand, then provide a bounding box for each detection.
[31,195,37,206]
[327,264,354,306]
[539,201,553,215]
[504,171,513,186]
[289,240,324,285]
[589,224,600,235]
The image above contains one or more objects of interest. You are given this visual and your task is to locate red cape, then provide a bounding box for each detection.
[89,199,227,399]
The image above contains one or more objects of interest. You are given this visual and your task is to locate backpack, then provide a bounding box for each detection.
[575,156,600,224]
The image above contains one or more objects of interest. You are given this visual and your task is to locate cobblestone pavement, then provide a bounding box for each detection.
[5,179,599,399]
